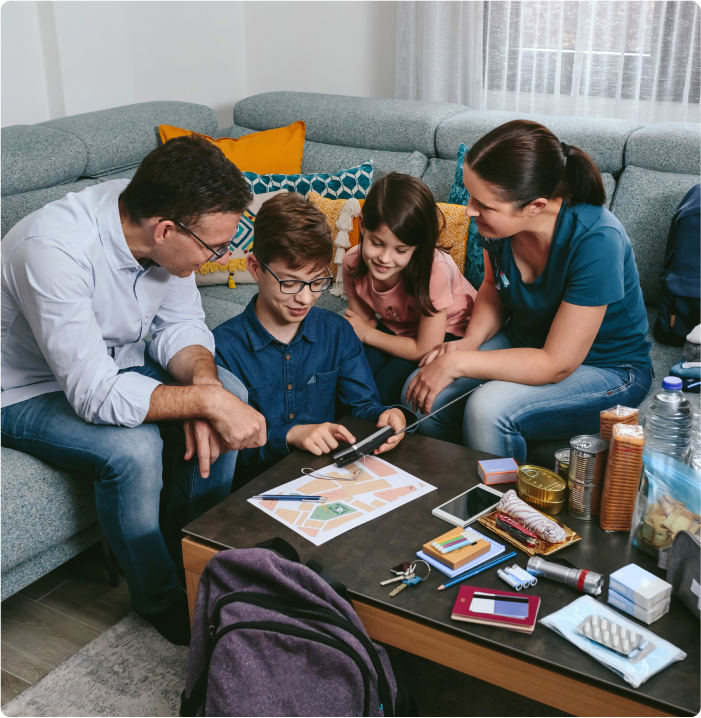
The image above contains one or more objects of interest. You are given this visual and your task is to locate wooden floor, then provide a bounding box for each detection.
[1,543,132,707]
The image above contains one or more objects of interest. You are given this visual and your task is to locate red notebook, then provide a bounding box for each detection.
[451,585,541,634]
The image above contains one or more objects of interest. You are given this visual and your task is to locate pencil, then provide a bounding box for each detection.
[437,551,517,590]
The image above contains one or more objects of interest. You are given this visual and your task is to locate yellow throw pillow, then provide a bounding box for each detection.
[437,203,470,274]
[158,121,305,174]
[306,191,364,280]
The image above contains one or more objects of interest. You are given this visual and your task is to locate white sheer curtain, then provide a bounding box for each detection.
[396,1,701,122]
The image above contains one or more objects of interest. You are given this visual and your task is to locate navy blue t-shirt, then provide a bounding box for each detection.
[480,202,652,370]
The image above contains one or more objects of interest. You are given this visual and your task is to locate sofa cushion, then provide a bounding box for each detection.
[234,92,467,157]
[160,120,306,174]
[0,448,98,574]
[625,123,701,175]
[436,111,643,175]
[1,179,101,239]
[422,157,617,209]
[1,125,88,197]
[218,125,429,183]
[39,101,217,178]
[611,166,700,305]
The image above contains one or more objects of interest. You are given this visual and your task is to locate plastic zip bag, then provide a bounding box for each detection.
[540,595,686,688]
[633,448,701,559]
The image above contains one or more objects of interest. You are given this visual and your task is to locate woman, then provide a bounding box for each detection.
[403,120,652,461]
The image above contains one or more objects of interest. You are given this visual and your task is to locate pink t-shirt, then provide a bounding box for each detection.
[342,246,477,338]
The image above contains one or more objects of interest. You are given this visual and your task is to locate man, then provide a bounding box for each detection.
[1,135,266,645]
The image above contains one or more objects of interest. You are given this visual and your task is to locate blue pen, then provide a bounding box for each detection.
[253,494,327,503]
[437,550,518,590]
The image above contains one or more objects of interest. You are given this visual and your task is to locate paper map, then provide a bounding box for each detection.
[248,455,436,546]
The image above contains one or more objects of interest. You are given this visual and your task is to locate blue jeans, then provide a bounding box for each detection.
[401,330,653,461]
[364,321,461,405]
[1,354,247,615]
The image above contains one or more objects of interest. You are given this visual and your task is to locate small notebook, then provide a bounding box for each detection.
[452,585,541,633]
[417,529,505,578]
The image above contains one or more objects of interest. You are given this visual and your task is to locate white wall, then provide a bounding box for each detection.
[244,1,396,100]
[1,1,396,129]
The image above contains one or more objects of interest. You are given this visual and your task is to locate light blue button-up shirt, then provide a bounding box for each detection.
[1,179,215,427]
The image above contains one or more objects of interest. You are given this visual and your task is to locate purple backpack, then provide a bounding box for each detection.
[181,538,412,717]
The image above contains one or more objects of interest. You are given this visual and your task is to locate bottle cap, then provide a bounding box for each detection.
[662,376,683,391]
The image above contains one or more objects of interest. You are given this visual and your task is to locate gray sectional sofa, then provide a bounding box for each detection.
[2,92,699,600]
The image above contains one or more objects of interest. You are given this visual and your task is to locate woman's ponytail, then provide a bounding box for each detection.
[559,144,606,206]
[467,120,606,208]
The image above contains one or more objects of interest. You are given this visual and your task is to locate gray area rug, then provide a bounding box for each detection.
[2,610,568,718]
[3,614,188,717]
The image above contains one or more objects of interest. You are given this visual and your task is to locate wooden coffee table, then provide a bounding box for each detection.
[182,417,699,717]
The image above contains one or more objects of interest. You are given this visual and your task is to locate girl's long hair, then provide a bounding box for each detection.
[348,172,448,316]
[466,120,606,208]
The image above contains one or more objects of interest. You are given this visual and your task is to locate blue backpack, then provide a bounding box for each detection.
[653,185,701,347]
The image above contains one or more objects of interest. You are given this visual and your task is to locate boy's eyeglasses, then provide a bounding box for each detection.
[258,258,333,294]
[159,218,232,262]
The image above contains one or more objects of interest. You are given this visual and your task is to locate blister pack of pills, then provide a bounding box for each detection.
[575,614,655,663]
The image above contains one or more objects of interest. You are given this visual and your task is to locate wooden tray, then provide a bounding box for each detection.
[478,509,581,556]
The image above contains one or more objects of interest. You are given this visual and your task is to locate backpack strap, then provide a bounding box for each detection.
[306,558,354,606]
[255,537,300,563]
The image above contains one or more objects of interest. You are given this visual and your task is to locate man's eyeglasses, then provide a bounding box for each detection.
[159,218,232,262]
[258,258,333,294]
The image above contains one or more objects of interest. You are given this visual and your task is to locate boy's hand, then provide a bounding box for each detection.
[287,423,356,456]
[373,408,406,454]
[344,309,377,343]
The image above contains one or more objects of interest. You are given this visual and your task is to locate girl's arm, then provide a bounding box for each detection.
[346,308,448,362]
[421,252,509,365]
[407,300,607,413]
[347,295,376,322]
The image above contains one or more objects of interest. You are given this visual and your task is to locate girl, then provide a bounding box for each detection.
[404,120,653,461]
[342,173,477,405]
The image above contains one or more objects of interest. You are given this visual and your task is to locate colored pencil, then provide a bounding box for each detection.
[437,551,518,590]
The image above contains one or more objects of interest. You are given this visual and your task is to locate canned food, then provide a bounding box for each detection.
[554,449,570,480]
[569,435,608,488]
[516,465,566,502]
[567,477,603,520]
[516,486,566,515]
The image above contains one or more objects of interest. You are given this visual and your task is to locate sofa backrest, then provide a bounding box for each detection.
[610,122,700,305]
[1,101,217,238]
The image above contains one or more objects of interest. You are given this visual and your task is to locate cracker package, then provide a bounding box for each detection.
[600,405,639,443]
[633,448,701,559]
[600,424,645,531]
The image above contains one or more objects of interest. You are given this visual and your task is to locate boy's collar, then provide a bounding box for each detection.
[242,295,317,351]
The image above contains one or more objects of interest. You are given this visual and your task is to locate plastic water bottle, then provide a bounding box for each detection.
[687,395,701,471]
[644,377,693,461]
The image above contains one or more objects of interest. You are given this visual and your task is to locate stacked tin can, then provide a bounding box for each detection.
[554,449,570,481]
[516,465,566,515]
[567,435,609,520]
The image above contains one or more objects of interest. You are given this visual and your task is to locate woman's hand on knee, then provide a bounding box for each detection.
[419,341,460,367]
[406,354,460,414]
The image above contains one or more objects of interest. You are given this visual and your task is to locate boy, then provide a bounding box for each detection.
[213,192,412,477]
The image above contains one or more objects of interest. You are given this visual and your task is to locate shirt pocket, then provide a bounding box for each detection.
[305,369,339,419]
[247,382,274,418]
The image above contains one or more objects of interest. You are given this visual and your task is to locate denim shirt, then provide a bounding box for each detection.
[214,296,411,472]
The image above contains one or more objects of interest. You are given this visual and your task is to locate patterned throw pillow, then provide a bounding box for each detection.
[306,192,364,280]
[437,203,469,275]
[195,189,287,285]
[448,143,485,289]
[244,162,373,199]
